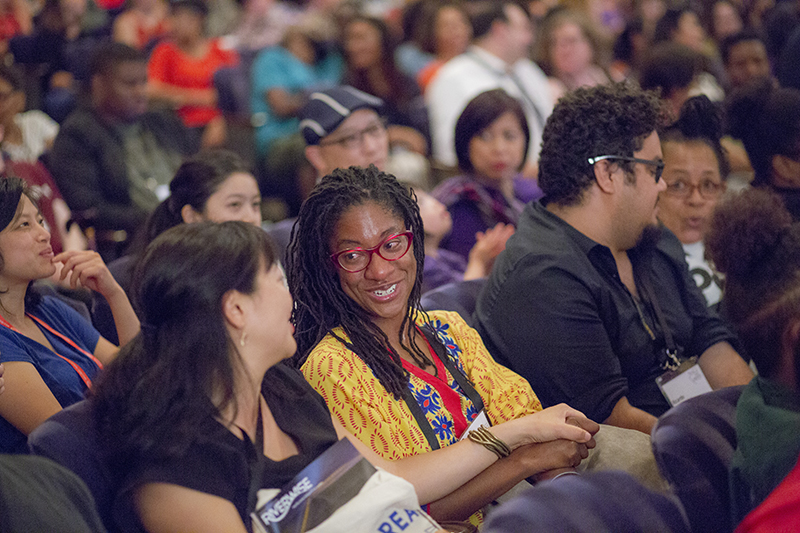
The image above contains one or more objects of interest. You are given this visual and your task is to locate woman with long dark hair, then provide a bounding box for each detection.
[343,15,430,155]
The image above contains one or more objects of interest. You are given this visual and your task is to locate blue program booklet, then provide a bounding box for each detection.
[251,438,376,533]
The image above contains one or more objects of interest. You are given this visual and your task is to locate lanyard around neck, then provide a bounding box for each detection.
[401,338,470,440]
[400,325,486,450]
[0,312,102,389]
[638,270,682,370]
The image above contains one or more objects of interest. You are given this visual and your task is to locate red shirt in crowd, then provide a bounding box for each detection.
[736,453,800,533]
[148,39,238,127]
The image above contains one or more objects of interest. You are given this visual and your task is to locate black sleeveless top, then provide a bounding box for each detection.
[115,363,339,532]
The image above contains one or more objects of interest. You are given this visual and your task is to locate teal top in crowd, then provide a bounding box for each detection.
[250,45,343,156]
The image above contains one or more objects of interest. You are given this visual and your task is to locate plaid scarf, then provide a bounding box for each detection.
[433,175,528,229]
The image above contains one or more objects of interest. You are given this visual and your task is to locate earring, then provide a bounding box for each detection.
[240,331,247,347]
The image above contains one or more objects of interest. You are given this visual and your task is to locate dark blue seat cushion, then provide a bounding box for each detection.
[651,385,744,533]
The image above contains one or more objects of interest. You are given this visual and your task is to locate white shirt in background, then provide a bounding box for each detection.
[683,240,723,307]
[426,45,553,169]
[3,110,59,163]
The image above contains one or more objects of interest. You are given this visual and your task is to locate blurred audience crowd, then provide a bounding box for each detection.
[0,0,800,530]
[0,0,793,258]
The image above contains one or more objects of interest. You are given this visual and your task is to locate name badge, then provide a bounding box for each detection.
[656,358,712,407]
[459,410,490,441]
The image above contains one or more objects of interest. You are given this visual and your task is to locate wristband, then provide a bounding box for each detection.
[467,426,511,459]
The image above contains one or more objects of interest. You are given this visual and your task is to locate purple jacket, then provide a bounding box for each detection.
[432,174,543,260]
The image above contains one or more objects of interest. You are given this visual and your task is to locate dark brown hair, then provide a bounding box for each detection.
[706,189,800,379]
[455,89,530,174]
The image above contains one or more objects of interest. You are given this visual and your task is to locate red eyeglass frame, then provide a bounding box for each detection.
[330,231,414,273]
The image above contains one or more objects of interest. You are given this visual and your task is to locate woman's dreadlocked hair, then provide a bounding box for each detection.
[286,165,434,399]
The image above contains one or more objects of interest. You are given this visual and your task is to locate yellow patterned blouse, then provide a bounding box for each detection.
[300,310,542,461]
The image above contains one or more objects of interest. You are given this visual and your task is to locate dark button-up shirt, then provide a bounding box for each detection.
[475,201,738,422]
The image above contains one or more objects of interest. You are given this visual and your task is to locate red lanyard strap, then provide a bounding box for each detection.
[398,325,487,447]
[0,313,101,389]
[402,352,471,439]
[52,349,95,389]
[27,315,103,369]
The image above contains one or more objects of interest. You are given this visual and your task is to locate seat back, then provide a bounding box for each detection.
[420,278,486,327]
[214,63,252,118]
[651,385,745,533]
[214,56,258,168]
[0,454,106,532]
[482,470,690,533]
[28,400,117,532]
[264,217,297,264]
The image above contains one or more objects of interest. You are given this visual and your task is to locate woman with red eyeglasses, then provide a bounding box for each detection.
[286,165,599,526]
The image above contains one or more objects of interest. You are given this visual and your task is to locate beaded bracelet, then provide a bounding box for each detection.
[467,426,511,459]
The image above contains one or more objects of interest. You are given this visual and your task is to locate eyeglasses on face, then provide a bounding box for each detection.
[587,155,665,183]
[319,117,388,151]
[663,179,724,200]
[330,231,414,273]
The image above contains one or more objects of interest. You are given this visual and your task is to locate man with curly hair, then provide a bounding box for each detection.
[475,83,753,434]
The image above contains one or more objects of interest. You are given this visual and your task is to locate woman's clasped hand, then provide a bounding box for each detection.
[496,404,598,446]
[53,250,125,295]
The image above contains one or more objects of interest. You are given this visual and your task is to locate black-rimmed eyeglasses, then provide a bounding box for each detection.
[588,155,665,183]
[330,231,414,273]
[319,118,388,151]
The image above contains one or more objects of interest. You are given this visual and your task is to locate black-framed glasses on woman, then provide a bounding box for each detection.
[663,179,724,200]
[331,231,414,273]
[587,155,665,183]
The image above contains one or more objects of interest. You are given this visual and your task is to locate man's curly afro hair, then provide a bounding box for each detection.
[538,82,668,207]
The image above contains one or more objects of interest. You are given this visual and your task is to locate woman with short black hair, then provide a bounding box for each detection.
[432,89,542,260]
[657,96,727,306]
[0,177,138,453]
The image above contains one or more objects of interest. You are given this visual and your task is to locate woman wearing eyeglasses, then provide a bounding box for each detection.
[287,165,599,526]
[657,96,727,307]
